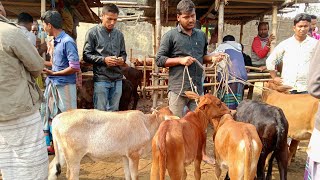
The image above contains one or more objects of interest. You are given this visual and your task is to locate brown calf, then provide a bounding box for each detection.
[150,92,230,180]
[212,114,262,180]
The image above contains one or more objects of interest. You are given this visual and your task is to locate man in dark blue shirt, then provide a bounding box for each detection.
[156,0,224,118]
[83,3,127,111]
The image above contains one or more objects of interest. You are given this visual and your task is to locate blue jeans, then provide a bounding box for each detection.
[94,80,122,111]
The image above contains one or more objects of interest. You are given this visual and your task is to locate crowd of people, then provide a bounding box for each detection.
[0,0,320,179]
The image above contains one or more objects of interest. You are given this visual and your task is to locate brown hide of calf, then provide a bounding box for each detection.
[212,114,262,180]
[150,93,230,180]
[263,81,318,165]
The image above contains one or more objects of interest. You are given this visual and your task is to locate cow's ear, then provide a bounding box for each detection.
[198,97,211,110]
[185,91,200,100]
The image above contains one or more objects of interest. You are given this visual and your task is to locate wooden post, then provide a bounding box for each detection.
[271,6,277,52]
[152,0,161,108]
[143,56,147,99]
[217,0,225,45]
[240,23,244,43]
[41,0,46,59]
[205,19,209,38]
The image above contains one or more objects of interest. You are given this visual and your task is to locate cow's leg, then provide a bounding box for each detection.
[214,164,222,180]
[194,154,202,180]
[288,140,299,166]
[150,140,160,180]
[257,152,268,180]
[128,152,140,180]
[66,159,81,180]
[275,146,288,180]
[266,152,275,180]
[167,154,184,180]
[123,156,131,180]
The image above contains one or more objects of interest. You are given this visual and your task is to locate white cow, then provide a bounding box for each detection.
[48,107,173,180]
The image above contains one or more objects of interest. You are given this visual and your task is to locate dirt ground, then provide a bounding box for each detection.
[0,84,309,180]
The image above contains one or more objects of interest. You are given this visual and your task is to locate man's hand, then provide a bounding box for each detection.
[104,56,118,67]
[273,77,282,84]
[211,52,227,64]
[116,57,125,66]
[267,34,276,46]
[42,68,55,75]
[179,56,196,66]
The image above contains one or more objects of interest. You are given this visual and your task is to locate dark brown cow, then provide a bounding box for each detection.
[235,100,289,180]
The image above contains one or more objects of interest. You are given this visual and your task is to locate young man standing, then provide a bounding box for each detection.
[251,22,275,69]
[266,13,318,94]
[156,0,224,118]
[0,3,48,179]
[83,3,127,111]
[40,10,80,152]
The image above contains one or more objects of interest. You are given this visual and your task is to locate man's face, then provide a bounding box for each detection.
[177,9,196,31]
[102,12,118,31]
[26,22,33,31]
[258,24,269,38]
[31,25,38,35]
[311,18,317,31]
[293,20,310,39]
[42,22,52,36]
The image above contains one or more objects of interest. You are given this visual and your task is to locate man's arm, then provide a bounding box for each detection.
[119,33,127,64]
[266,42,285,81]
[12,29,44,77]
[43,41,80,76]
[83,30,105,65]
[308,42,320,99]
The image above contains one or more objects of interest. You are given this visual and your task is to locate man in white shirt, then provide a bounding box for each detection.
[266,13,318,93]
[17,12,37,46]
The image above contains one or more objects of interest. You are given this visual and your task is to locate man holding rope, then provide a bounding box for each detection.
[156,0,224,118]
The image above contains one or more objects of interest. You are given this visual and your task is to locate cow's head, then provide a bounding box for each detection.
[185,91,230,121]
[262,80,292,102]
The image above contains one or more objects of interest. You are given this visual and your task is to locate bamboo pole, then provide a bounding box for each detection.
[143,57,147,99]
[152,0,161,108]
[41,0,46,60]
[271,6,277,52]
[130,48,132,63]
[217,0,225,45]
[240,24,244,43]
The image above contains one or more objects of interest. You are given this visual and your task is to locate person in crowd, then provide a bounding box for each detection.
[83,3,127,111]
[17,12,37,46]
[311,15,320,40]
[251,22,275,69]
[304,41,320,180]
[40,10,80,154]
[214,35,247,109]
[266,13,318,94]
[0,2,48,179]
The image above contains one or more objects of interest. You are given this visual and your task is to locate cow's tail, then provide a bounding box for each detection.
[275,108,288,152]
[243,128,253,180]
[158,121,170,180]
[48,116,62,180]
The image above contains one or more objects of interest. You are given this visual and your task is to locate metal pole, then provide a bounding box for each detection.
[41,0,46,59]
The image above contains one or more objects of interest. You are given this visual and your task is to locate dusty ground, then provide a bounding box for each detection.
[0,84,308,179]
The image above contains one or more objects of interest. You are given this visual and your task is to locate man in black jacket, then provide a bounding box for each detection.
[83,3,127,111]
